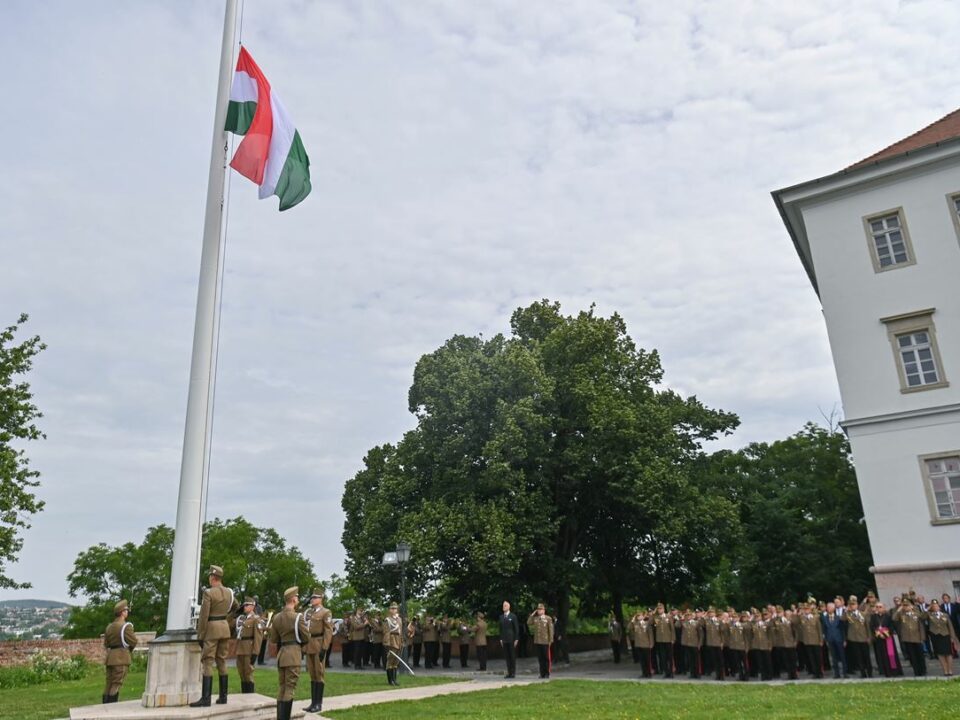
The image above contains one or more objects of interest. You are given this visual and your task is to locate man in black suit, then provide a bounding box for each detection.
[499,601,520,678]
[942,593,960,646]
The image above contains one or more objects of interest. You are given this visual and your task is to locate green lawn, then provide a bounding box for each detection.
[325,678,960,720]
[0,667,460,720]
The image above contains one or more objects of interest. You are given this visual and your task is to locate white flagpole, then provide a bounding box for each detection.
[165,0,238,633]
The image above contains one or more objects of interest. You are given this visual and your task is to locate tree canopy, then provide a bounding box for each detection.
[64,516,317,637]
[0,314,46,589]
[342,300,742,624]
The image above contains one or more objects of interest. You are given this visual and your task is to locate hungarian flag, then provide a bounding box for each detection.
[225,47,311,211]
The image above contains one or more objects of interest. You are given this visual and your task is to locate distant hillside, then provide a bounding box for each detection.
[0,599,72,609]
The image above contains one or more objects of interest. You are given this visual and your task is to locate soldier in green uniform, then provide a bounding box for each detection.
[369,612,384,669]
[383,602,404,685]
[751,610,773,680]
[303,588,333,714]
[926,599,958,677]
[422,615,439,669]
[269,586,310,720]
[797,602,824,678]
[893,597,927,676]
[841,596,872,678]
[102,599,137,703]
[190,564,237,706]
[680,610,703,679]
[234,597,264,694]
[608,613,623,664]
[724,611,751,681]
[439,614,453,668]
[703,608,724,680]
[349,607,369,670]
[473,612,488,670]
[630,610,655,678]
[653,603,675,678]
[528,603,555,679]
[457,618,472,668]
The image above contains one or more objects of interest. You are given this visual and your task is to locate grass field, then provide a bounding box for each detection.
[325,677,960,719]
[0,667,460,720]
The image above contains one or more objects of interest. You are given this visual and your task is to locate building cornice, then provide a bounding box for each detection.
[840,402,960,430]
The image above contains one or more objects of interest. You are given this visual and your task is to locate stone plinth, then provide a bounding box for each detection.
[141,631,202,708]
[70,694,303,719]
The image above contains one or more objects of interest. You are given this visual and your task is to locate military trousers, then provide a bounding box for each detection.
[535,643,550,678]
[501,640,517,677]
[778,646,798,679]
[201,638,230,676]
[684,646,701,678]
[902,641,927,676]
[352,640,367,669]
[656,642,674,677]
[706,646,724,680]
[459,643,470,667]
[236,652,256,683]
[412,642,422,667]
[729,649,747,680]
[611,640,621,663]
[104,665,128,696]
[424,641,438,668]
[804,644,823,678]
[385,645,401,670]
[370,642,383,668]
[306,652,326,683]
[754,649,773,680]
[342,640,352,666]
[441,642,451,667]
[637,647,653,677]
[848,640,872,677]
[476,644,488,670]
[277,665,299,701]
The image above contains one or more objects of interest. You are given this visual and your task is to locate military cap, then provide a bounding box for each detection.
[389,602,399,609]
[537,602,545,610]
[207,565,224,578]
[477,611,485,618]
[114,599,130,615]
[309,587,325,599]
[242,597,256,606]
[284,586,299,602]
[848,595,858,603]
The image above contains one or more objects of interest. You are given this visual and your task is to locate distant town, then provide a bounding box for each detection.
[0,600,71,640]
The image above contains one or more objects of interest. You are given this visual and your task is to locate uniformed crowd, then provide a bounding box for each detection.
[609,592,960,682]
[99,569,960,719]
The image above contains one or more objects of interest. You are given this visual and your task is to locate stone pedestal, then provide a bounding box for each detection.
[141,630,202,708]
[69,694,302,719]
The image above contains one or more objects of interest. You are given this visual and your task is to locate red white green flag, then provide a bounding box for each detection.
[225,47,311,211]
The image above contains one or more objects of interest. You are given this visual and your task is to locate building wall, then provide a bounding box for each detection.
[796,158,960,589]
[800,160,960,421]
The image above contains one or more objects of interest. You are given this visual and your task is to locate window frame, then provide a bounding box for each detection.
[879,308,949,394]
[918,451,960,526]
[862,207,916,273]
[947,192,960,250]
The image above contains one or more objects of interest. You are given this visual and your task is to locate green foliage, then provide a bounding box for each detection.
[64,517,317,636]
[0,314,46,589]
[342,300,740,625]
[708,423,874,607]
[0,652,92,689]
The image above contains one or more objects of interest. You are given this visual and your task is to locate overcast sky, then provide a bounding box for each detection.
[2,0,957,603]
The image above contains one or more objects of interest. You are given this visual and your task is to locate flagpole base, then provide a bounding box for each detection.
[141,630,202,707]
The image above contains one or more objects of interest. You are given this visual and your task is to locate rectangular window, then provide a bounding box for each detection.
[863,209,915,272]
[922,455,960,521]
[880,309,949,393]
[948,193,960,249]
[896,330,941,387]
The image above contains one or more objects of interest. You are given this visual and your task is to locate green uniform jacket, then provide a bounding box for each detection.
[841,609,870,643]
[473,619,487,645]
[680,619,702,648]
[751,620,772,651]
[422,619,439,642]
[384,615,404,651]
[349,613,368,641]
[269,607,310,668]
[703,618,724,647]
[528,613,554,645]
[797,613,823,645]
[724,621,751,651]
[103,619,138,666]
[630,618,655,649]
[771,616,797,648]
[927,611,958,642]
[369,618,383,644]
[304,606,333,654]
[197,585,236,641]
[235,612,264,655]
[893,606,926,643]
[439,619,453,643]
[653,613,675,643]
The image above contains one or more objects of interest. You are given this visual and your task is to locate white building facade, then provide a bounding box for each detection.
[774,113,960,602]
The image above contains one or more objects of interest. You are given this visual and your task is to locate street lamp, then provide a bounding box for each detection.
[382,542,412,657]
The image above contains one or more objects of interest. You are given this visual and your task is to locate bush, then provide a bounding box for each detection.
[0,652,93,689]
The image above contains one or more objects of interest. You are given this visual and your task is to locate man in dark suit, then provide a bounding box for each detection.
[941,593,960,642]
[822,602,847,678]
[499,601,520,678]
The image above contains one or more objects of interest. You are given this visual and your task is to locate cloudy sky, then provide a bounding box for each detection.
[2,0,957,603]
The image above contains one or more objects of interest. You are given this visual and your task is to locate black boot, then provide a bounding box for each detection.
[304,681,319,713]
[216,674,228,704]
[393,668,400,686]
[386,668,392,685]
[102,695,108,704]
[280,699,294,720]
[316,682,325,712]
[190,676,212,707]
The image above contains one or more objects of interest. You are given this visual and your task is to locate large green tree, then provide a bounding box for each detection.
[65,517,317,637]
[342,300,740,626]
[0,314,46,589]
[709,423,874,606]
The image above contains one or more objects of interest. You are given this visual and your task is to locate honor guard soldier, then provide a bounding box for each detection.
[235,597,264,694]
[892,598,927,676]
[102,599,137,703]
[631,611,655,678]
[349,607,369,669]
[191,564,237,707]
[369,612,384,668]
[841,596,873,678]
[383,603,404,685]
[422,615,439,669]
[653,604,675,678]
[303,588,333,714]
[270,586,310,720]
[473,612,488,670]
[439,614,453,668]
[680,610,703,679]
[457,619,472,668]
[408,615,423,668]
[528,603,555,679]
[797,603,824,678]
